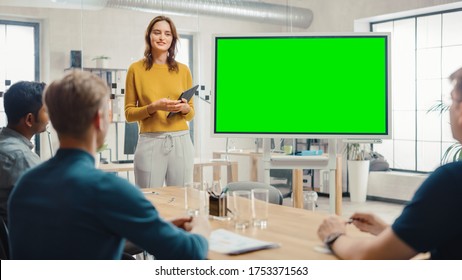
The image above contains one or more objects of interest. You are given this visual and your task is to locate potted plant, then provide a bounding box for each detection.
[346,143,370,202]
[92,55,110,68]
[427,101,462,164]
[95,142,109,167]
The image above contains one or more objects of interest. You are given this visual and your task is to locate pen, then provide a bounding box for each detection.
[207,190,218,198]
[220,186,229,195]
[347,218,359,224]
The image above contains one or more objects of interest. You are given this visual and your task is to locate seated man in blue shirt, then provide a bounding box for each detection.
[0,81,48,224]
[8,70,210,260]
[318,66,462,260]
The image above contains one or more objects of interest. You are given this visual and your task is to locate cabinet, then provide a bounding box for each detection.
[87,67,128,161]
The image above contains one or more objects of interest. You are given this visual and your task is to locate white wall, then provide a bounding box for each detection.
[300,0,460,32]
[1,0,460,179]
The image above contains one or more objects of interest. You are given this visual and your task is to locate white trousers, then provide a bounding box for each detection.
[134,130,194,188]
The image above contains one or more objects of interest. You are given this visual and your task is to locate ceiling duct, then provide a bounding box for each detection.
[106,0,313,29]
[0,0,108,10]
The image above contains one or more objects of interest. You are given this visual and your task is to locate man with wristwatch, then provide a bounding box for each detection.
[317,67,462,260]
[324,232,345,251]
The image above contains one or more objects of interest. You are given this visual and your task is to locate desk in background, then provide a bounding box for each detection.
[213,149,343,215]
[193,160,238,184]
[267,154,343,215]
[213,150,261,181]
[98,162,134,173]
[99,161,238,186]
[263,139,342,215]
[143,187,365,260]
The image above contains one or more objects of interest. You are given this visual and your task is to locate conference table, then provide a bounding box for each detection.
[143,187,367,260]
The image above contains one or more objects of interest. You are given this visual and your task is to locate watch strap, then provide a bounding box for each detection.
[324,232,345,250]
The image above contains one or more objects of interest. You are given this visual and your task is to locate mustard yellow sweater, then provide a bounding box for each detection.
[124,60,194,133]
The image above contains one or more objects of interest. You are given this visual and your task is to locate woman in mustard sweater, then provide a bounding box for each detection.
[125,16,194,188]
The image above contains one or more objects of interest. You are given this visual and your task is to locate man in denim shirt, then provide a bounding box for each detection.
[0,81,48,224]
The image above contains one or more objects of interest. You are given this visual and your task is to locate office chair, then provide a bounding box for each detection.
[270,169,293,199]
[0,217,9,259]
[225,181,284,205]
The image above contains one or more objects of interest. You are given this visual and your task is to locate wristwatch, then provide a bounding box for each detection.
[324,232,345,250]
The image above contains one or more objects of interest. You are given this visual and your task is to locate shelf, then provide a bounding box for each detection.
[65,67,127,72]
[65,67,129,162]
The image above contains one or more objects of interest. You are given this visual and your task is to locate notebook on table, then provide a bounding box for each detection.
[209,229,279,255]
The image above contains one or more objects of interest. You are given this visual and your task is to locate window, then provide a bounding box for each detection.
[0,20,40,152]
[177,34,193,75]
[371,9,462,172]
[176,34,195,143]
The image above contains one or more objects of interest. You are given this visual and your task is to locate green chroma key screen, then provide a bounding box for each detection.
[213,35,390,138]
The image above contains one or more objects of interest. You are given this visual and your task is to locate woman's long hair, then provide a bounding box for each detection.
[143,15,179,72]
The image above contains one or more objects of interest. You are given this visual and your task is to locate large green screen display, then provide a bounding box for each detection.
[213,34,390,138]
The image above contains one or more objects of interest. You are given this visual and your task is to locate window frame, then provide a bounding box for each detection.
[370,8,462,172]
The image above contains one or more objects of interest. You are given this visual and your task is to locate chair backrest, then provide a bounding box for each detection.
[225,181,284,205]
[270,169,292,184]
[0,217,9,259]
[269,169,293,198]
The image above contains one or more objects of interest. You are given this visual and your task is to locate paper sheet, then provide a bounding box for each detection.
[209,229,279,255]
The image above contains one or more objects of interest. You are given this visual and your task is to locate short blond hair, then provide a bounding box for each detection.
[44,70,109,138]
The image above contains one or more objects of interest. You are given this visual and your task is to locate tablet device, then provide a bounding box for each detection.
[167,85,199,118]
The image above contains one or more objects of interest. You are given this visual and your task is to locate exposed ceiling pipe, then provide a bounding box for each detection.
[106,0,313,29]
[0,0,313,28]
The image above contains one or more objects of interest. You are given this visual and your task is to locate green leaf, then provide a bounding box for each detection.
[427,100,449,115]
[442,142,462,164]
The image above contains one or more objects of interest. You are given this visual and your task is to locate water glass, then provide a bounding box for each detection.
[184,182,207,216]
[251,189,269,228]
[232,190,251,229]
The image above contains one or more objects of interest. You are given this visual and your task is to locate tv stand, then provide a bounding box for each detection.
[262,139,342,214]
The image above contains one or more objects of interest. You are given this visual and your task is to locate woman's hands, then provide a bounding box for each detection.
[147,98,190,115]
[178,98,191,115]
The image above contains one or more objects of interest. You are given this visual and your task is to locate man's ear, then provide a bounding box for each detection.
[94,110,102,130]
[24,113,34,128]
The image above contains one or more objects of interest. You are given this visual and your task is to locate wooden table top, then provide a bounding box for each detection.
[142,187,367,260]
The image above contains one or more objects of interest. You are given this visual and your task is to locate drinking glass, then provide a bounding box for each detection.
[251,189,269,228]
[185,182,207,216]
[232,190,251,229]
